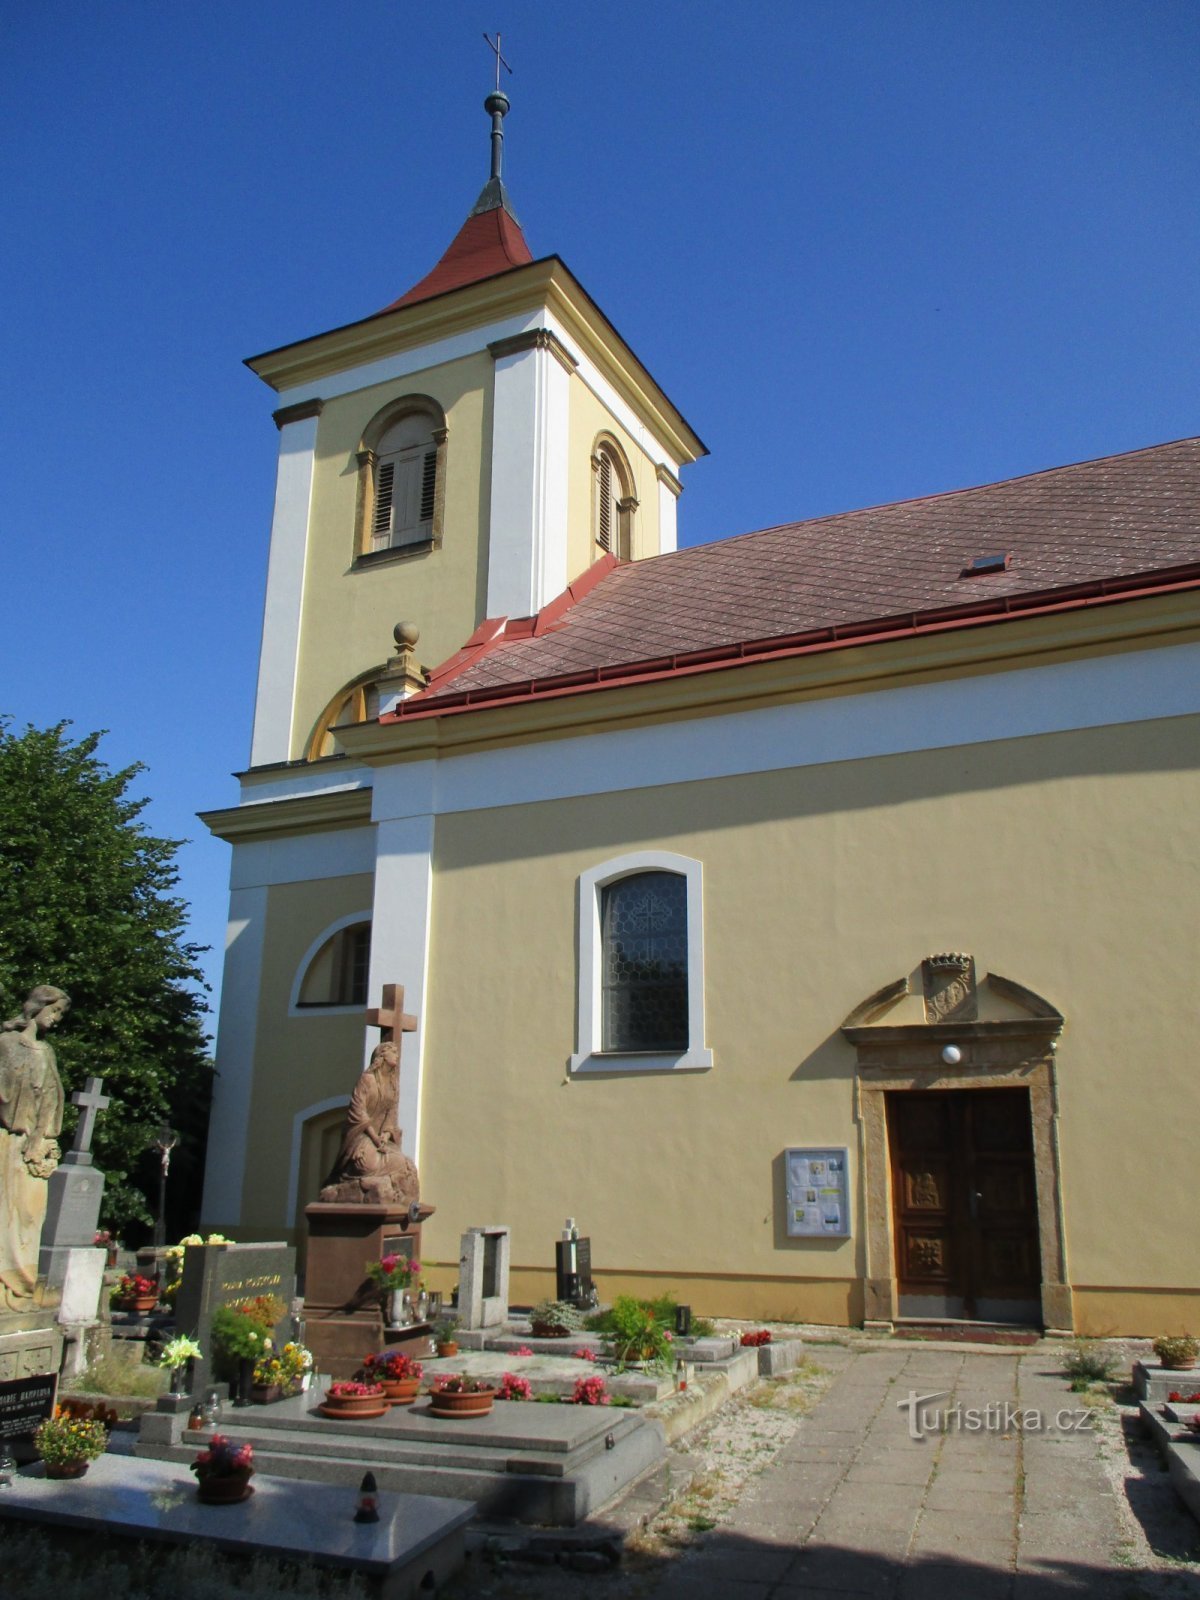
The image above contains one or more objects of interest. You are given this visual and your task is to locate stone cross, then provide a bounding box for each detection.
[66,1076,110,1166]
[365,984,417,1048]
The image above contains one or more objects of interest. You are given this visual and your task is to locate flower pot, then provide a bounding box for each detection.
[250,1383,283,1405]
[386,1289,414,1326]
[428,1386,496,1418]
[531,1323,569,1339]
[435,1341,458,1357]
[196,1468,254,1504]
[318,1391,388,1420]
[233,1357,256,1407]
[117,1294,158,1314]
[169,1360,194,1396]
[1162,1354,1198,1371]
[45,1460,90,1480]
[379,1377,421,1406]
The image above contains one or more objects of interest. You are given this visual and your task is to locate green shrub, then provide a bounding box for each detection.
[606,1294,675,1373]
[1062,1339,1118,1391]
[530,1298,583,1334]
[585,1292,714,1340]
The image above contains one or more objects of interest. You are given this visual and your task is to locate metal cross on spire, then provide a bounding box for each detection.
[482,31,513,92]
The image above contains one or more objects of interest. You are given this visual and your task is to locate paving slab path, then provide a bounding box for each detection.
[651,1344,1138,1600]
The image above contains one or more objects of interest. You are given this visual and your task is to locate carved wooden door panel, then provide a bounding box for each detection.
[887,1089,1040,1322]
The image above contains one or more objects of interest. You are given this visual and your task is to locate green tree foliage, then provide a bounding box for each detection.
[0,721,213,1231]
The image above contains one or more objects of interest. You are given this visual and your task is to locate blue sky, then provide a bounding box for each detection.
[3,2,1197,1030]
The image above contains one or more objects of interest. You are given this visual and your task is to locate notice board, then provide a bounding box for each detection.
[785,1147,850,1237]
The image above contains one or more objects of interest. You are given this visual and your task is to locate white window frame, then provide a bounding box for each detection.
[570,850,713,1075]
[288,910,373,1017]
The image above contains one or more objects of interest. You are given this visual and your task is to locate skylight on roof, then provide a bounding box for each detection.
[962,552,1011,577]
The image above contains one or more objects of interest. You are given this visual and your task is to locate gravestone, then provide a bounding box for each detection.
[458,1226,510,1329]
[174,1240,296,1399]
[555,1233,594,1307]
[39,1077,110,1373]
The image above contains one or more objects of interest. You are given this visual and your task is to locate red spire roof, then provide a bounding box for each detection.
[382,203,533,312]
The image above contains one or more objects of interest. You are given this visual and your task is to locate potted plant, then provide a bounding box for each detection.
[530,1299,584,1338]
[159,1334,203,1395]
[605,1294,675,1373]
[361,1350,424,1405]
[113,1272,158,1313]
[1153,1334,1200,1371]
[279,1340,314,1394]
[366,1253,420,1326]
[211,1301,282,1404]
[428,1374,496,1418]
[250,1352,287,1403]
[318,1379,388,1419]
[433,1316,460,1357]
[190,1432,254,1504]
[34,1413,108,1479]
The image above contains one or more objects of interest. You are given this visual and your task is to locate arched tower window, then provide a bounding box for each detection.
[592,435,636,562]
[296,920,371,1008]
[306,671,380,760]
[354,396,448,560]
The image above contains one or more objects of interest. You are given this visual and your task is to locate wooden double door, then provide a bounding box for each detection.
[887,1088,1042,1324]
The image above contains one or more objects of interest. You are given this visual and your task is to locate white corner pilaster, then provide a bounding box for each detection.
[250,404,321,766]
[200,884,269,1227]
[368,762,437,1166]
[486,330,574,619]
[656,464,682,554]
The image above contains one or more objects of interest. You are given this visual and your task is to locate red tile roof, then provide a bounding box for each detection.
[393,437,1200,717]
[382,205,533,312]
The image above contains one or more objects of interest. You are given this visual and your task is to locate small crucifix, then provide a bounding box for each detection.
[366,983,418,1049]
[482,30,513,91]
[66,1076,110,1166]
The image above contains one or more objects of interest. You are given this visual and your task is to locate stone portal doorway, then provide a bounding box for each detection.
[842,955,1072,1334]
[887,1087,1041,1324]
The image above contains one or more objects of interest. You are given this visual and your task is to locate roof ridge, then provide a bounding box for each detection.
[643,434,1200,566]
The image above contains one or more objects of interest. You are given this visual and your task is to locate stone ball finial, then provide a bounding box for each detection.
[393,621,420,651]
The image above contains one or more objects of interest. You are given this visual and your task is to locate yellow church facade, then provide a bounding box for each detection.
[201,94,1200,1338]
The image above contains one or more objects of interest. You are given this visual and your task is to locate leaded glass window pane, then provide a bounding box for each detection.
[600,872,688,1051]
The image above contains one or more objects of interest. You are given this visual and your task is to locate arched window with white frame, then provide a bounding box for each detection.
[592,436,636,562]
[570,850,712,1074]
[291,914,372,1012]
[354,395,447,560]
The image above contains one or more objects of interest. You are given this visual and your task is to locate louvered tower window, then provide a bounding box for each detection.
[371,414,439,551]
[593,440,634,562]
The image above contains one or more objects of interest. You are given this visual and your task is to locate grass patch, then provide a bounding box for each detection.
[745,1362,825,1413]
[70,1346,166,1399]
[1062,1338,1119,1392]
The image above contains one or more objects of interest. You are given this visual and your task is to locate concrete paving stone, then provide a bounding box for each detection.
[844,1458,934,1487]
[911,1535,1014,1567]
[1011,1568,1125,1599]
[653,1571,775,1600]
[1016,1511,1118,1564]
[896,1559,1015,1600]
[923,1481,1017,1513]
[668,1539,797,1585]
[829,1484,925,1517]
[785,1543,903,1595]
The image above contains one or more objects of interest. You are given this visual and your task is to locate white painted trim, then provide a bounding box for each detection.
[250,414,319,767]
[200,887,269,1227]
[274,312,542,408]
[486,338,571,618]
[286,1094,351,1224]
[287,909,373,1015]
[657,471,679,554]
[229,826,376,891]
[368,641,1200,822]
[569,849,712,1076]
[367,814,436,1164]
[542,309,683,478]
[239,766,372,805]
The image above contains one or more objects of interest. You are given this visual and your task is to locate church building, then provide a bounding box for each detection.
[200,87,1200,1337]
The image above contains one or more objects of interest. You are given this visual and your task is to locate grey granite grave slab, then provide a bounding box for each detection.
[688,1336,736,1362]
[458,1226,510,1329]
[138,1380,667,1525]
[1140,1399,1200,1529]
[0,1453,472,1600]
[757,1339,804,1376]
[1133,1359,1200,1402]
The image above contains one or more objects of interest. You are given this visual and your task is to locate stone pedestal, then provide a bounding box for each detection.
[459,1225,511,1330]
[303,1201,435,1379]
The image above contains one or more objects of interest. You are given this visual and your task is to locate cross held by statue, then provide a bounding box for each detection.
[366,984,417,1047]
